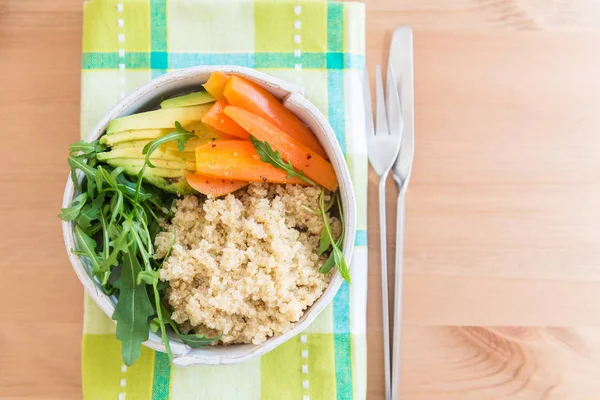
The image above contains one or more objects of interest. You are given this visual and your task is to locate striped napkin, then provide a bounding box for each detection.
[80,1,367,399]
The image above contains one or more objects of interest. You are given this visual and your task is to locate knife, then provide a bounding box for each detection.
[388,26,415,400]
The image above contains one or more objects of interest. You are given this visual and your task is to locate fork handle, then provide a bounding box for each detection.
[378,174,392,400]
[391,187,407,400]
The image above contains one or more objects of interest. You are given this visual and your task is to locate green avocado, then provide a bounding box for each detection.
[142,174,195,194]
[107,104,213,134]
[98,154,195,171]
[182,121,222,142]
[111,138,212,153]
[98,146,195,162]
[103,159,195,194]
[160,91,215,109]
[100,129,167,146]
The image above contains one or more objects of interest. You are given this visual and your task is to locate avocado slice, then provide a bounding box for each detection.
[111,138,212,153]
[103,159,195,194]
[103,158,186,177]
[143,174,195,194]
[182,121,222,142]
[107,104,212,134]
[98,154,195,171]
[100,129,167,146]
[102,122,218,147]
[98,139,194,158]
[160,91,215,109]
[98,148,195,162]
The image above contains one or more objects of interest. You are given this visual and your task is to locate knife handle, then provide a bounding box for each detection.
[391,188,406,400]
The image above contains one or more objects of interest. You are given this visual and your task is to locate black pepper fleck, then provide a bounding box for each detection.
[307,154,312,160]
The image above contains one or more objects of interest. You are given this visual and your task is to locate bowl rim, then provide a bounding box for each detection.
[62,65,357,366]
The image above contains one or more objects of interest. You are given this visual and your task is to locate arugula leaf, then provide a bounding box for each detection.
[99,206,110,258]
[112,248,154,366]
[76,193,105,229]
[150,284,172,360]
[68,155,97,181]
[147,229,178,361]
[319,252,335,274]
[58,193,88,221]
[99,226,129,278]
[69,140,105,156]
[319,228,332,256]
[142,122,195,168]
[150,319,161,333]
[317,189,351,283]
[97,166,118,190]
[249,135,316,185]
[333,247,351,283]
[73,225,101,276]
[67,141,103,190]
[177,333,222,348]
[319,233,343,273]
[110,191,124,224]
[137,270,159,286]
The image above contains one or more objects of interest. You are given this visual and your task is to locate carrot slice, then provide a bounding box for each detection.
[201,99,249,139]
[223,106,338,191]
[202,71,230,100]
[223,75,328,159]
[195,140,306,185]
[185,172,248,197]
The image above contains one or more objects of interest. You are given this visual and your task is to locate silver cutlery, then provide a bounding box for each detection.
[365,63,403,400]
[388,26,415,400]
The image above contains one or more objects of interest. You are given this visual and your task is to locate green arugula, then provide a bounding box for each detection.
[59,193,88,221]
[59,121,220,366]
[249,135,316,186]
[72,225,101,275]
[177,333,222,348]
[142,121,195,168]
[112,246,154,366]
[317,189,351,283]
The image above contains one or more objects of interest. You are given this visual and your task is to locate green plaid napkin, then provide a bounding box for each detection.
[80,0,367,399]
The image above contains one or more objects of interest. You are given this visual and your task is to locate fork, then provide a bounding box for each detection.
[365,64,403,400]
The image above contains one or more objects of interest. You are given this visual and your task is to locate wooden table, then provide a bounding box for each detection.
[3,1,600,398]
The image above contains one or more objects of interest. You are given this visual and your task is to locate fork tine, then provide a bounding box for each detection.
[386,63,404,139]
[363,67,374,137]
[375,65,389,136]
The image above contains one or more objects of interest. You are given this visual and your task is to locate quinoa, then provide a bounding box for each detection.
[154,183,341,345]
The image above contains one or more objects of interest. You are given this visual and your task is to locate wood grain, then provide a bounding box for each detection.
[0,0,84,399]
[2,1,600,399]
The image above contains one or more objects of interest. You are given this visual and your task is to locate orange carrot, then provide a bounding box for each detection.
[202,99,249,139]
[195,140,306,185]
[223,75,328,159]
[223,106,338,191]
[202,71,230,99]
[185,172,248,197]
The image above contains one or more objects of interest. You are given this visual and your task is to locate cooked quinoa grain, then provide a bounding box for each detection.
[154,183,341,345]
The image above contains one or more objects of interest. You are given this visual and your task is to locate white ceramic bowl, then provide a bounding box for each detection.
[62,66,356,366]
